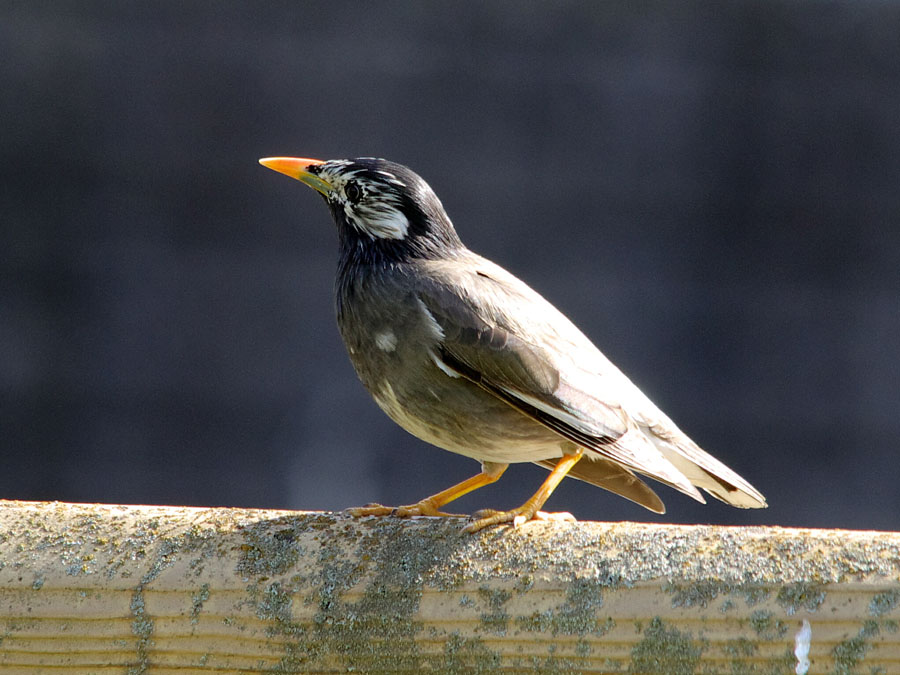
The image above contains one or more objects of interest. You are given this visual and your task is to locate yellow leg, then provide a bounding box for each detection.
[347,463,508,519]
[463,450,584,533]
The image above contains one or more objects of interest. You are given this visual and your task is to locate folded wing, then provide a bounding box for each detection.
[415,258,766,511]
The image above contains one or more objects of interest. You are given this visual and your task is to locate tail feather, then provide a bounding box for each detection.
[536,456,666,514]
[645,429,768,509]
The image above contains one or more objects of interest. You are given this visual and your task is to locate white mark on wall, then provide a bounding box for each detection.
[794,619,811,675]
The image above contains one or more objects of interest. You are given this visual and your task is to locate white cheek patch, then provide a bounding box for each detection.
[321,164,411,240]
[323,161,409,239]
[346,202,409,240]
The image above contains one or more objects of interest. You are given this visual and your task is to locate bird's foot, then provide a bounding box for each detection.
[346,503,395,517]
[464,507,576,533]
[346,501,465,519]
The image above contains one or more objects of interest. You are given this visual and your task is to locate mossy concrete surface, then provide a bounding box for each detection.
[1,500,899,673]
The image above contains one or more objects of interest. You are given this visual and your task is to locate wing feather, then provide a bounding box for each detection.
[412,255,764,509]
[418,279,703,498]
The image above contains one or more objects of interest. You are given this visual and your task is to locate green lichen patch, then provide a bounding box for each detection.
[680,579,774,615]
[666,580,730,609]
[720,647,796,675]
[830,620,880,674]
[834,633,872,667]
[741,585,772,606]
[629,616,705,675]
[723,637,757,658]
[511,652,585,674]
[434,632,501,673]
[477,586,512,634]
[255,581,294,625]
[249,517,475,672]
[869,590,900,617]
[237,523,302,578]
[128,586,153,675]
[748,610,788,641]
[190,582,210,625]
[776,582,826,615]
[516,577,613,639]
[513,573,535,593]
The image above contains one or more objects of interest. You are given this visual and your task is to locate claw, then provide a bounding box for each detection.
[346,501,465,519]
[345,467,507,523]
[471,508,503,519]
[394,502,466,518]
[463,507,577,533]
[531,510,576,523]
[346,503,394,517]
[463,452,584,533]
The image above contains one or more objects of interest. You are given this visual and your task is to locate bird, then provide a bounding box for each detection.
[259,155,767,533]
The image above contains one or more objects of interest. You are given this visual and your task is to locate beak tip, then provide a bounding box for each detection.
[258,156,325,172]
[258,156,331,194]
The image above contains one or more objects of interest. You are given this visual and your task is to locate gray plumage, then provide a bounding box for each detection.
[261,155,767,517]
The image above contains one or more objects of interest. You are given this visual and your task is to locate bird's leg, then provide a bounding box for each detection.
[464,450,583,533]
[347,463,508,519]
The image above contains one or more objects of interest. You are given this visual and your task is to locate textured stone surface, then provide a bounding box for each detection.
[2,500,899,672]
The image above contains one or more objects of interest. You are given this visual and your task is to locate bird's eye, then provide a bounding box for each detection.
[345,183,362,203]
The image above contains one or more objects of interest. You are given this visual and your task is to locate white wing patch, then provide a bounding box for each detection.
[416,297,446,341]
[430,351,461,378]
[415,297,460,378]
[509,389,610,438]
[375,330,398,352]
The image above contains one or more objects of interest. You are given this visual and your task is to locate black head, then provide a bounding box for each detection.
[260,156,464,264]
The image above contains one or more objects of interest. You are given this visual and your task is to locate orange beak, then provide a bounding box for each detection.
[258,156,332,195]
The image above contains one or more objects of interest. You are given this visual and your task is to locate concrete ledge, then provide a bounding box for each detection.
[1,500,899,673]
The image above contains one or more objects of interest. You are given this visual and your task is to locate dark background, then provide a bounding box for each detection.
[3,2,899,531]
